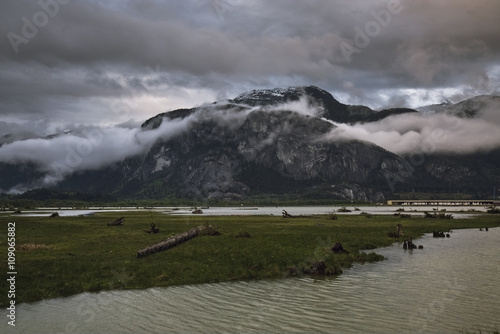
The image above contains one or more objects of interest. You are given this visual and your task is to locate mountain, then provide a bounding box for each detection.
[50,86,415,202]
[233,86,418,123]
[142,86,417,128]
[1,86,499,202]
[417,95,500,118]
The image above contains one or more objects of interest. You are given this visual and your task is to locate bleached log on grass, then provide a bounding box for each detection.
[137,225,208,258]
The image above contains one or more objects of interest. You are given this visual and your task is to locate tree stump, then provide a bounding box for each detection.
[396,224,403,237]
[332,242,349,254]
[144,222,160,233]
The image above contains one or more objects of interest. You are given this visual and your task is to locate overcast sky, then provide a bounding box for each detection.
[1,0,499,126]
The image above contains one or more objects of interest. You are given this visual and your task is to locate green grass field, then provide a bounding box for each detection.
[1,211,499,307]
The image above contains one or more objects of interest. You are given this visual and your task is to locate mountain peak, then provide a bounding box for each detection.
[232,85,330,106]
[417,95,500,117]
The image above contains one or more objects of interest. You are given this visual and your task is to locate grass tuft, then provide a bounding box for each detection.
[16,243,54,251]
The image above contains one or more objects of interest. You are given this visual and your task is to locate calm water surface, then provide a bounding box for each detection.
[4,228,499,334]
[3,205,485,218]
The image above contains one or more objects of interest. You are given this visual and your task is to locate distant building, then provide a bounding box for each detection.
[387,200,500,206]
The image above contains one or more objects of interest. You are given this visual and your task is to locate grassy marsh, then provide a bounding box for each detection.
[1,211,499,307]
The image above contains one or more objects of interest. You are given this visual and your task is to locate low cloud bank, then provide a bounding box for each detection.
[321,100,500,154]
[1,98,499,193]
[0,103,252,192]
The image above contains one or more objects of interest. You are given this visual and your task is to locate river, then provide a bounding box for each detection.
[4,227,499,334]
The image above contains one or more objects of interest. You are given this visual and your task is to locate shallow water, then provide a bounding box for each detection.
[2,205,485,218]
[166,205,481,218]
[4,227,499,334]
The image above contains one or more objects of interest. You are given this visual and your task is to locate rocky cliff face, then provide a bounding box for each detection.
[3,86,499,201]
[62,87,413,201]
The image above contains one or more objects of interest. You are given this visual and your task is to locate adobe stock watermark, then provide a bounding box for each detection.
[212,0,236,20]
[408,276,466,333]
[234,234,338,332]
[6,222,17,327]
[340,0,403,63]
[7,0,71,54]
[64,268,135,333]
[50,63,162,178]
[383,114,461,192]
[110,64,161,117]
[50,128,104,178]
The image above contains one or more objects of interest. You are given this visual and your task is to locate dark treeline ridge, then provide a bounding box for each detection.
[1,188,489,210]
[0,188,117,209]
[0,188,373,209]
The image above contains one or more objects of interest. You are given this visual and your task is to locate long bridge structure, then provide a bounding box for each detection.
[387,199,500,206]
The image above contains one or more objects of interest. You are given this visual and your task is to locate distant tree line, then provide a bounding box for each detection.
[0,188,374,209]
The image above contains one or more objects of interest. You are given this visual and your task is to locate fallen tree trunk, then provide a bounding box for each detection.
[281,210,314,219]
[137,225,209,258]
[108,217,124,226]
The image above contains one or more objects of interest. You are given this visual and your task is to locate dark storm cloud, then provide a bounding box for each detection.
[0,0,499,123]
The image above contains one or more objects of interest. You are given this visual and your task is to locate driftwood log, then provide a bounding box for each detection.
[424,211,454,219]
[108,217,124,226]
[137,225,210,258]
[281,210,313,219]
